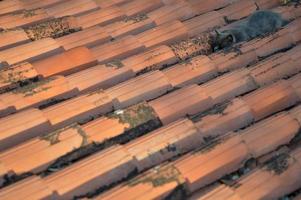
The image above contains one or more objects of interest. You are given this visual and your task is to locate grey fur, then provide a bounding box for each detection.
[214,10,289,50]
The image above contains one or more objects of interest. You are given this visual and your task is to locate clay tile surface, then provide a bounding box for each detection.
[199,69,257,105]
[289,73,301,100]
[0,176,56,200]
[56,26,112,50]
[175,135,249,193]
[119,0,163,17]
[91,35,145,64]
[43,145,135,199]
[0,108,52,152]
[187,0,234,15]
[32,46,97,77]
[137,20,188,48]
[77,6,126,28]
[290,105,301,124]
[45,0,98,18]
[196,98,254,137]
[240,113,300,157]
[0,124,87,174]
[242,80,299,121]
[103,16,155,39]
[0,76,79,112]
[43,89,113,128]
[94,0,131,8]
[0,8,51,29]
[0,62,38,92]
[0,29,29,50]
[183,11,226,37]
[163,55,217,88]
[106,70,172,109]
[0,0,25,16]
[249,52,300,86]
[21,0,65,10]
[148,1,195,25]
[122,45,178,74]
[66,64,134,93]
[124,118,200,171]
[149,84,213,125]
[218,0,257,22]
[254,0,281,9]
[0,38,63,65]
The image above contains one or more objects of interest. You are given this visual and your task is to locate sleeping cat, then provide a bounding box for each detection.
[213,10,289,51]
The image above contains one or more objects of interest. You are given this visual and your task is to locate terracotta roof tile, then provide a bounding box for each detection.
[122,45,178,74]
[218,0,257,22]
[43,145,135,199]
[0,176,57,200]
[210,51,257,72]
[290,105,301,124]
[45,0,99,18]
[0,76,79,112]
[119,0,163,17]
[163,55,218,88]
[196,98,254,137]
[0,100,15,118]
[0,38,63,65]
[66,64,135,93]
[289,73,301,100]
[94,0,131,8]
[199,69,257,105]
[76,6,125,28]
[254,0,281,9]
[0,8,51,29]
[149,84,213,125]
[0,0,25,16]
[103,17,155,39]
[241,113,299,157]
[106,71,172,109]
[0,124,86,174]
[55,26,112,50]
[32,46,97,77]
[148,1,195,25]
[0,62,38,93]
[0,108,52,151]
[175,135,250,193]
[183,11,226,37]
[21,0,65,10]
[242,80,300,121]
[91,35,145,64]
[124,118,200,171]
[83,116,129,143]
[43,89,113,128]
[0,29,29,50]
[187,0,235,15]
[249,52,300,86]
[136,20,188,48]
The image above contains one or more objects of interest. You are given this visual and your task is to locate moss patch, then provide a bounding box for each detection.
[128,165,182,187]
[24,17,82,40]
[105,60,124,69]
[40,123,89,146]
[123,14,149,24]
[264,153,291,175]
[170,33,213,60]
[11,77,53,97]
[108,102,158,129]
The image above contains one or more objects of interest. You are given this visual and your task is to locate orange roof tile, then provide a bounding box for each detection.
[0,29,29,50]
[0,108,52,151]
[32,46,97,77]
[45,0,99,18]
[0,38,63,65]
[119,0,163,17]
[106,70,172,109]
[149,84,213,124]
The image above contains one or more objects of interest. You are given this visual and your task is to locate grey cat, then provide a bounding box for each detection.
[213,10,289,51]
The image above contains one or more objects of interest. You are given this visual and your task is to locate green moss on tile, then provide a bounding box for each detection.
[107,102,157,129]
[128,165,182,187]
[123,14,149,24]
[105,59,124,69]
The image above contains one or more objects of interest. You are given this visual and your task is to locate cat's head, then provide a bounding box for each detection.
[213,30,236,51]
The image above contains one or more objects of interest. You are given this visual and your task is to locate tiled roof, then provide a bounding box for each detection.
[0,0,300,199]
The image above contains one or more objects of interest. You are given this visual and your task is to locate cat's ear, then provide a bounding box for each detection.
[228,34,236,43]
